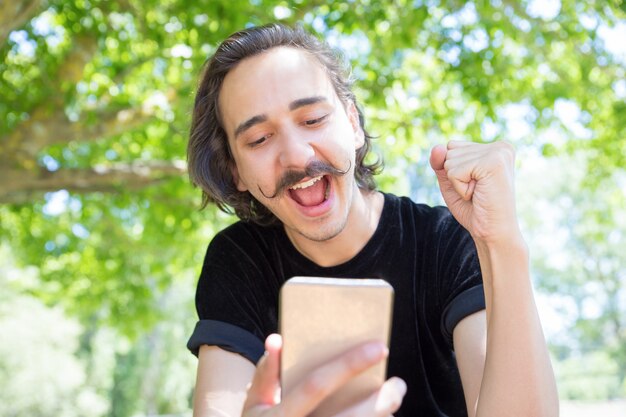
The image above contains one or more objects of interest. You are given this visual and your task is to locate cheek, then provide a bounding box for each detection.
[236,156,277,193]
[231,153,257,192]
[335,125,362,157]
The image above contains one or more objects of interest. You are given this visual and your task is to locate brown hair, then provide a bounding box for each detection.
[187,23,382,225]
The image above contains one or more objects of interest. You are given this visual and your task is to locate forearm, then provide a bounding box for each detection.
[474,236,559,417]
[194,345,255,417]
[193,393,245,417]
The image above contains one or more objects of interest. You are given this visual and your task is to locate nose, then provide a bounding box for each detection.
[278,128,315,170]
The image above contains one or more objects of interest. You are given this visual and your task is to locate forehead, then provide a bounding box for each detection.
[219,47,337,133]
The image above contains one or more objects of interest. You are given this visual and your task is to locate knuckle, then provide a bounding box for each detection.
[302,371,326,397]
[499,150,514,168]
[343,351,367,372]
[499,141,516,158]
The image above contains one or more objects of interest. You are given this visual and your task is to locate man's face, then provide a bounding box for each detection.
[219,47,365,242]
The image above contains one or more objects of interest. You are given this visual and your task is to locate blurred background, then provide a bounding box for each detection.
[0,0,624,416]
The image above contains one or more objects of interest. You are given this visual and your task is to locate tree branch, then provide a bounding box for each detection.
[0,161,187,204]
[1,105,156,164]
[0,33,102,168]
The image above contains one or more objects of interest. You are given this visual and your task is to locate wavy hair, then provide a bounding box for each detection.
[187,23,382,225]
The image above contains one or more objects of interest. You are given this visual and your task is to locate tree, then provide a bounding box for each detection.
[1,0,625,413]
[518,152,626,398]
[0,245,108,417]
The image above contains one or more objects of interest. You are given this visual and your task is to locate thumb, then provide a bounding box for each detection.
[244,334,282,409]
[429,144,447,174]
[430,145,475,203]
[430,145,454,193]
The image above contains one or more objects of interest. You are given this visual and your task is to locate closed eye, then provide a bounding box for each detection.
[303,114,329,126]
[248,134,272,148]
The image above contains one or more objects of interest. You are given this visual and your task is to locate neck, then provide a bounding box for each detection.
[285,188,384,267]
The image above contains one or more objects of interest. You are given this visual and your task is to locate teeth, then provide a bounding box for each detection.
[290,175,323,190]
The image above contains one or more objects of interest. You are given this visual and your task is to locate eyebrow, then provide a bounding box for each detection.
[233,96,329,140]
[234,114,268,139]
[288,96,327,111]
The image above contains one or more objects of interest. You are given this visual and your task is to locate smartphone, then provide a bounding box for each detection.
[279,276,394,417]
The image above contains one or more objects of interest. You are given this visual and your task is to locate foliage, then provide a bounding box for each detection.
[556,351,623,400]
[0,0,625,415]
[2,0,624,339]
[517,151,626,397]
[0,245,197,417]
[0,246,108,417]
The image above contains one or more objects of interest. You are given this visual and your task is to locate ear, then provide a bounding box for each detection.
[347,101,365,150]
[230,162,248,192]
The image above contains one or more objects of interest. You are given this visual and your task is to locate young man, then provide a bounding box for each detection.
[186,24,558,417]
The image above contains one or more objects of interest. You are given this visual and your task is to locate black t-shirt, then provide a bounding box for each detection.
[187,193,485,416]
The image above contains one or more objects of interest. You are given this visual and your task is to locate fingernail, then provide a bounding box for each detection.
[363,342,385,360]
[395,378,407,396]
[376,378,407,413]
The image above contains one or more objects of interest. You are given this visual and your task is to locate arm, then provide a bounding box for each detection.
[453,310,486,417]
[473,236,557,416]
[193,345,255,417]
[432,141,559,416]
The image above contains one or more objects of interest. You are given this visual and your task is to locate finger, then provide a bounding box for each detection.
[445,146,486,163]
[280,341,388,417]
[429,144,447,172]
[374,377,407,415]
[446,140,476,150]
[446,164,477,201]
[244,334,282,408]
[430,145,455,195]
[444,143,514,201]
[434,143,483,181]
[431,144,474,204]
[465,179,476,200]
[334,377,407,417]
[442,146,485,202]
[446,141,515,167]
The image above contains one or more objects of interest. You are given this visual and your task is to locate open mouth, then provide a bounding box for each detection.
[288,175,330,207]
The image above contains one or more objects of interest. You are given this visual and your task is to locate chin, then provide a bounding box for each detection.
[293,218,348,242]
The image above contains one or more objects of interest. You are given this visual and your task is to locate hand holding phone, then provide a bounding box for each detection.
[242,333,406,417]
[279,277,396,417]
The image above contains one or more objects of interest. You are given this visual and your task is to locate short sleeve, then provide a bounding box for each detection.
[431,208,485,345]
[186,224,280,363]
[440,285,485,343]
[187,320,264,363]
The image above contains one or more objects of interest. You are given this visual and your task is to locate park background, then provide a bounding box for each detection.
[0,0,624,416]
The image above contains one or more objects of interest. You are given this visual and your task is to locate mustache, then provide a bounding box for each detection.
[258,159,351,199]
